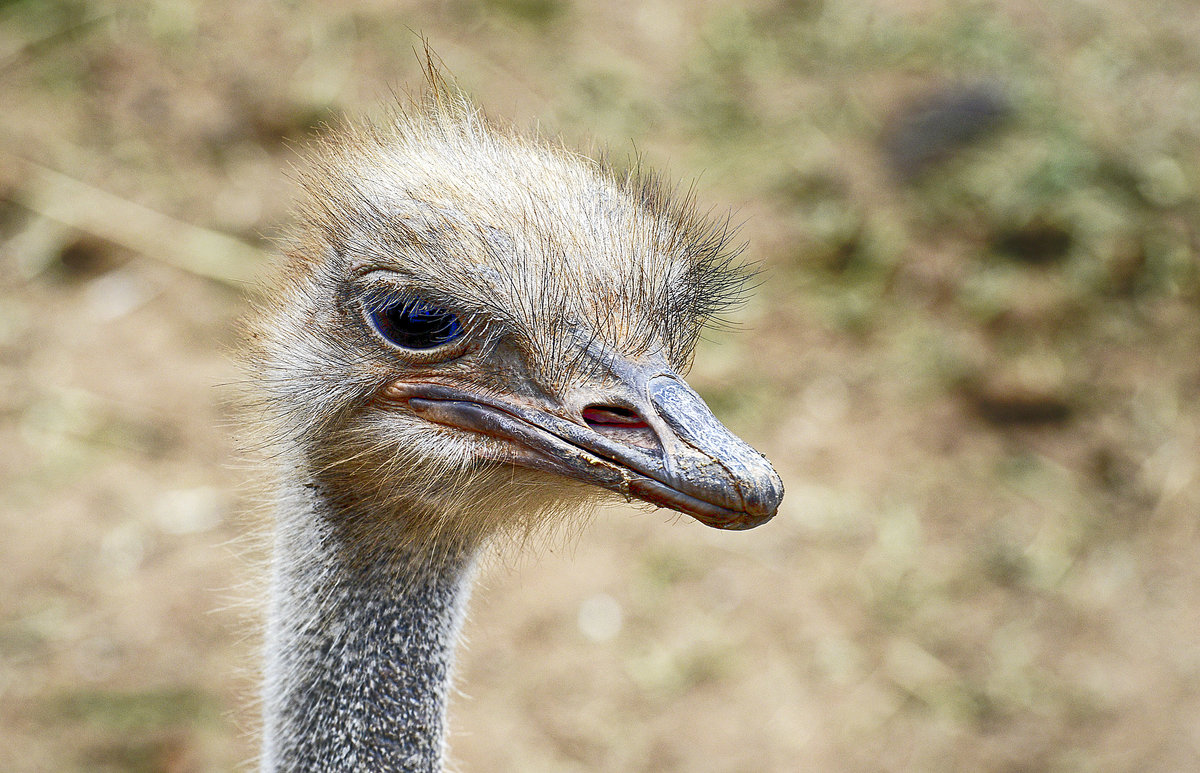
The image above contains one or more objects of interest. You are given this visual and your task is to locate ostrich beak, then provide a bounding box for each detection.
[392,359,783,530]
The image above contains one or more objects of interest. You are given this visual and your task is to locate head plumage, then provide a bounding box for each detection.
[244,60,759,556]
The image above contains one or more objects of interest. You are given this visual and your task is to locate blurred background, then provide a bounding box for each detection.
[2,0,1198,770]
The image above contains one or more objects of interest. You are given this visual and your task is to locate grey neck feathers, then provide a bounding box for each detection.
[260,477,477,772]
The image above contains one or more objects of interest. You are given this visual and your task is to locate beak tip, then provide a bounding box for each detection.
[763,467,786,512]
[698,458,783,531]
[743,461,785,523]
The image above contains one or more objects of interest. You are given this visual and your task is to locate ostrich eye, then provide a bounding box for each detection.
[366,296,463,351]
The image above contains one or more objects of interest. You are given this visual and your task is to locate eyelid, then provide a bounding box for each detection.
[353,273,459,315]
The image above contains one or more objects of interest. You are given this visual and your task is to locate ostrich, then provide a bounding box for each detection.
[247,71,783,771]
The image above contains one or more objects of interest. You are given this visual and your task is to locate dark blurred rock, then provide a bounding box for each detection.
[991,216,1073,266]
[967,384,1072,425]
[960,356,1074,426]
[884,83,1012,181]
[56,235,127,280]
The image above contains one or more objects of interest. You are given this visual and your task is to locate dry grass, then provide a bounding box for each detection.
[1,0,1198,770]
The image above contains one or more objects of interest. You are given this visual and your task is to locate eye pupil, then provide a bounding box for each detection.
[369,297,463,350]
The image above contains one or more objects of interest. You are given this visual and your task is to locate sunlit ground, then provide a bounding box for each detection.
[2,1,1198,770]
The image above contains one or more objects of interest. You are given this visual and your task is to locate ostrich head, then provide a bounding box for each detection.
[248,81,783,565]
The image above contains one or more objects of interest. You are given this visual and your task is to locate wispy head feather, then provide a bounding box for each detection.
[246,61,751,560]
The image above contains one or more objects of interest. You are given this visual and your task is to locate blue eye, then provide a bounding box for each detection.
[367,296,463,351]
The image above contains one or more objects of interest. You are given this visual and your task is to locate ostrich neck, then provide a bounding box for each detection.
[260,477,477,772]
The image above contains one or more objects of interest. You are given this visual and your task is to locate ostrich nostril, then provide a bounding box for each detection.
[582,404,650,431]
